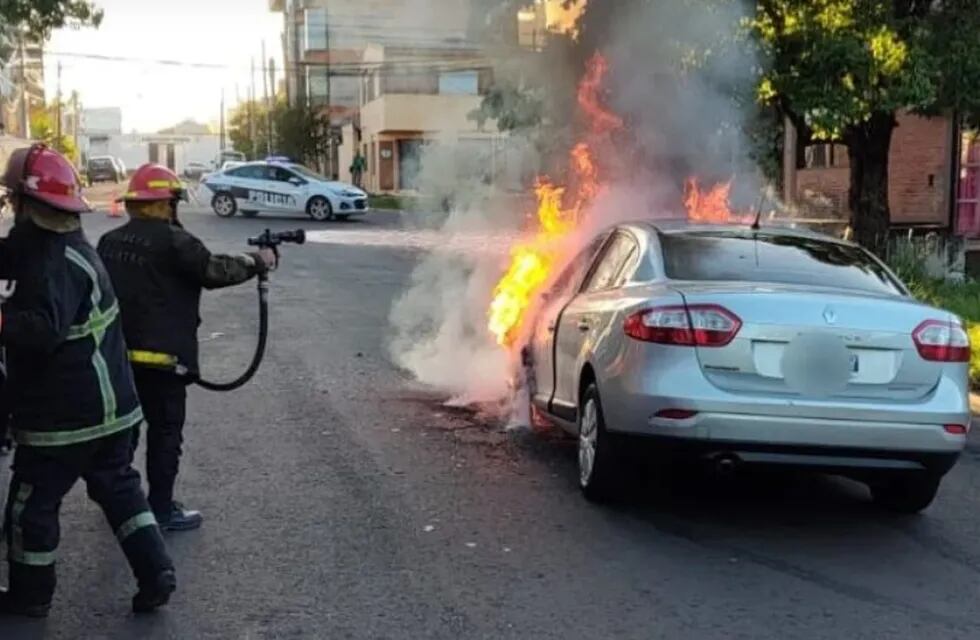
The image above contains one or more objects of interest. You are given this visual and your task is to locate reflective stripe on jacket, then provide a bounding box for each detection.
[0,220,142,446]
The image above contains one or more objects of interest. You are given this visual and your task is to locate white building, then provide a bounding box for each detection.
[79,111,223,174]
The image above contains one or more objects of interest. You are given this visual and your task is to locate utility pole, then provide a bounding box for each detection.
[323,5,333,178]
[72,90,80,166]
[249,57,256,159]
[219,87,226,152]
[262,40,272,156]
[268,56,276,154]
[18,35,29,139]
[56,60,62,143]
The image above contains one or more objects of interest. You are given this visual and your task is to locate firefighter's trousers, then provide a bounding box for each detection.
[132,369,187,518]
[2,429,173,605]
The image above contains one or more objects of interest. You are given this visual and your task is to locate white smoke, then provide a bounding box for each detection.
[387,0,766,416]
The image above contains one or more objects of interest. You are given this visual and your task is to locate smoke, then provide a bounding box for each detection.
[387,139,535,408]
[387,0,767,416]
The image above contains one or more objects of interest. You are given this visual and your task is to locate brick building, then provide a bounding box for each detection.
[792,112,957,228]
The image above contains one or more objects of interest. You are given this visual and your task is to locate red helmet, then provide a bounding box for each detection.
[1,144,91,213]
[119,164,186,202]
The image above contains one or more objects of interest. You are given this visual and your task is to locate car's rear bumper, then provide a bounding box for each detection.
[606,408,966,475]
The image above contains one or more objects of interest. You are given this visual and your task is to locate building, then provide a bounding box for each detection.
[271,0,494,185]
[787,112,980,275]
[353,43,501,192]
[79,111,221,175]
[0,36,46,138]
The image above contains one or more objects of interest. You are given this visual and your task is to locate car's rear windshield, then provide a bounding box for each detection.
[89,158,113,168]
[660,231,904,295]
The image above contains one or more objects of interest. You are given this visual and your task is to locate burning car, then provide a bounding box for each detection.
[520,221,970,512]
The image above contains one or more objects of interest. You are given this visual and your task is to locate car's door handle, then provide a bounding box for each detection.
[577,320,591,332]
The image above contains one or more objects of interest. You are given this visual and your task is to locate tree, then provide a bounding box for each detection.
[752,0,980,254]
[0,1,103,38]
[228,99,331,166]
[29,103,78,162]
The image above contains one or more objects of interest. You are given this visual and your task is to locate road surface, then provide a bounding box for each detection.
[3,204,980,639]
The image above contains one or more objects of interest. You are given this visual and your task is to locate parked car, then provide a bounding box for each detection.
[183,161,210,180]
[113,156,127,179]
[525,221,970,512]
[87,156,123,183]
[200,161,369,221]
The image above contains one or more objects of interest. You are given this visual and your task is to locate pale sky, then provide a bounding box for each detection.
[44,0,283,133]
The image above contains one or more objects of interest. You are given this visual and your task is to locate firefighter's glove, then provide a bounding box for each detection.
[252,248,278,274]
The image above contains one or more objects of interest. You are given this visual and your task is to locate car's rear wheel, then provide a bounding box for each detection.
[212,193,237,218]
[579,383,620,502]
[870,473,941,514]
[307,196,333,221]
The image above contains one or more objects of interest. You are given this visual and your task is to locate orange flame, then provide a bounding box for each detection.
[684,178,732,223]
[577,53,624,135]
[488,52,618,347]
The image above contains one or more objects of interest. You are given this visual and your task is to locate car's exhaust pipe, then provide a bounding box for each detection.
[712,453,740,476]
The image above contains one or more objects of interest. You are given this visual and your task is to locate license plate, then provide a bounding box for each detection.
[849,353,859,374]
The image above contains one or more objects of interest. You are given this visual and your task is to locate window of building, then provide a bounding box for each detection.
[438,71,479,95]
[804,143,849,169]
[304,8,327,52]
[307,67,329,106]
[957,131,980,236]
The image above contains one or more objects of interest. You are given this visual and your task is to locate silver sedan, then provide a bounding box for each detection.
[524,222,970,512]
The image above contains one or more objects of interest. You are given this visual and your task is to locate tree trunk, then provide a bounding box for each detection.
[844,112,897,256]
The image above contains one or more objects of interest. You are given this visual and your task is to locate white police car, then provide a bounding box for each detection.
[200,161,369,221]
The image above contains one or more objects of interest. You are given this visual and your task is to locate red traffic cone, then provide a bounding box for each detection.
[108,196,123,217]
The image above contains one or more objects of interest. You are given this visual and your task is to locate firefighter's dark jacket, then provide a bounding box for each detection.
[97,217,261,377]
[0,219,142,447]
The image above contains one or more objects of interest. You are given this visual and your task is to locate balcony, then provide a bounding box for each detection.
[359,93,489,135]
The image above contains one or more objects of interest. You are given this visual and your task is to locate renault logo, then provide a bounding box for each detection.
[823,307,838,325]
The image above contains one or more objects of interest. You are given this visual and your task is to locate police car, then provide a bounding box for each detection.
[200,161,369,221]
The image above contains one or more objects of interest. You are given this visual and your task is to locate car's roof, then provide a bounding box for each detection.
[621,218,854,248]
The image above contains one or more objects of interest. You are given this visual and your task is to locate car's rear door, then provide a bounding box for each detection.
[551,231,640,421]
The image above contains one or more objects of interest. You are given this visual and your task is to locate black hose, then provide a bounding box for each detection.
[194,275,269,392]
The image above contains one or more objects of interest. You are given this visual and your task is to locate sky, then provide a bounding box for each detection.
[44,0,283,133]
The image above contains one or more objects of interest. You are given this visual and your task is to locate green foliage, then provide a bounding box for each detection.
[750,1,978,141]
[29,104,77,163]
[228,99,330,165]
[890,246,980,385]
[0,1,103,38]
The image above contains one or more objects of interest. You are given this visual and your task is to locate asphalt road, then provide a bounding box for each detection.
[3,204,980,639]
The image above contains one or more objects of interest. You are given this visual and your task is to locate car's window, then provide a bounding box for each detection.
[581,232,638,293]
[660,231,905,295]
[273,167,299,182]
[611,246,640,288]
[290,164,329,182]
[227,165,266,180]
[89,158,113,168]
[547,233,609,299]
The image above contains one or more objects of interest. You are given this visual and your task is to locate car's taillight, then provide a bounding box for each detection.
[912,319,970,362]
[624,304,741,347]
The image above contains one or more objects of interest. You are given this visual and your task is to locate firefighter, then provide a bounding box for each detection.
[97,164,275,532]
[0,144,175,617]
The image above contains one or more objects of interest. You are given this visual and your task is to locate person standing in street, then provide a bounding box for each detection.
[0,144,175,617]
[350,151,366,189]
[98,164,275,532]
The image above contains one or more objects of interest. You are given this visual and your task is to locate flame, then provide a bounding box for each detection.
[546,0,586,36]
[683,178,733,223]
[487,52,617,347]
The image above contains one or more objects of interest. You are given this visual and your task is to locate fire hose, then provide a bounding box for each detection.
[194,228,306,392]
